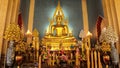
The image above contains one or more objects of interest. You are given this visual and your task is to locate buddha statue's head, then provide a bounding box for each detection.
[56,11,63,25]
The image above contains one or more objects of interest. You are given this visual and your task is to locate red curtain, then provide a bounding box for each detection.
[96,16,103,40]
[18,13,23,29]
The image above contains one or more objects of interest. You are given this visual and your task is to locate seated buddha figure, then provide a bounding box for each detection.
[51,11,68,37]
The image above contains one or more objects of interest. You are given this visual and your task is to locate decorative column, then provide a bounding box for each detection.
[91,50,94,68]
[0,0,9,59]
[114,0,120,54]
[81,0,89,34]
[85,44,90,68]
[75,48,80,67]
[94,51,97,68]
[39,55,41,68]
[2,0,13,56]
[86,32,92,68]
[0,0,1,6]
[11,0,20,23]
[3,0,20,56]
[102,0,111,26]
[110,0,120,54]
[2,0,13,67]
[33,29,40,61]
[81,0,90,67]
[102,0,120,54]
[27,0,35,44]
[98,51,102,68]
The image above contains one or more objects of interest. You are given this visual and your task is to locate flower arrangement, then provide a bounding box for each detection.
[15,39,27,53]
[60,54,68,61]
[99,26,118,43]
[101,42,111,52]
[4,23,21,42]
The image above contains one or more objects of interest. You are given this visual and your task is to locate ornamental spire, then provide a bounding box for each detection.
[53,0,64,20]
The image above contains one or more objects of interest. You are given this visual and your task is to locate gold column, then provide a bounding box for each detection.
[107,0,114,27]
[33,37,39,61]
[98,51,102,68]
[81,0,89,34]
[94,51,97,68]
[39,56,41,68]
[2,0,20,56]
[91,50,94,68]
[102,0,120,54]
[2,0,20,67]
[110,0,120,53]
[0,0,2,10]
[81,0,90,68]
[114,0,120,54]
[109,0,115,30]
[2,0,13,56]
[85,45,90,68]
[27,0,35,44]
[15,0,21,23]
[102,0,111,26]
[6,0,13,26]
[0,0,9,58]
[11,0,20,23]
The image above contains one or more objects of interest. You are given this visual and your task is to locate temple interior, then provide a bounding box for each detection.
[0,0,120,68]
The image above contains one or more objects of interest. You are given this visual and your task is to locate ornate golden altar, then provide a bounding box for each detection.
[42,1,77,51]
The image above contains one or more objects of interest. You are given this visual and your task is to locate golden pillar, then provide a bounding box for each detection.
[102,0,110,25]
[4,0,20,67]
[6,0,13,26]
[102,0,120,54]
[0,0,9,58]
[94,51,97,68]
[85,44,90,68]
[91,50,94,68]
[114,0,120,54]
[39,56,41,68]
[2,0,20,56]
[107,0,114,27]
[81,0,89,34]
[11,0,20,23]
[81,0,90,68]
[109,0,120,54]
[33,29,40,61]
[0,0,1,6]
[98,51,102,68]
[2,0,13,56]
[0,0,21,67]
[27,0,35,44]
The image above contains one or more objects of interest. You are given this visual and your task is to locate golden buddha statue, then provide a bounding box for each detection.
[42,0,76,51]
[51,11,68,36]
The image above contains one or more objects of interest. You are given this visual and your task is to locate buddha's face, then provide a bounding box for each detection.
[56,16,62,25]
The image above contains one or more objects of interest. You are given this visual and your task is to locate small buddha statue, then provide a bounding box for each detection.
[51,11,68,36]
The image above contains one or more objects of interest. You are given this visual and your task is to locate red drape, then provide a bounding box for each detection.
[96,16,103,40]
[18,13,23,29]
